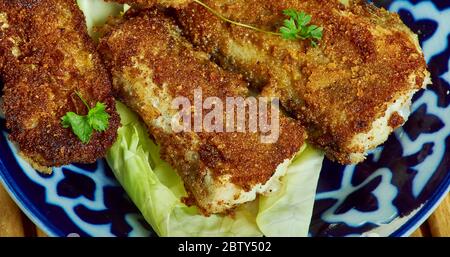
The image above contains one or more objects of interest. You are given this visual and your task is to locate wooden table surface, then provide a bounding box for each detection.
[0,183,448,237]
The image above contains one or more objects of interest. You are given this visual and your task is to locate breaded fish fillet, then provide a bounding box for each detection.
[177,0,431,164]
[98,9,306,214]
[0,0,119,173]
[109,0,190,8]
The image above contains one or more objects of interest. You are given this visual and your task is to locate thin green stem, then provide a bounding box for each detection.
[193,0,281,37]
[74,91,91,111]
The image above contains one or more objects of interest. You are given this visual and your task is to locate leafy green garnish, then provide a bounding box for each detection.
[61,91,110,144]
[88,102,110,132]
[280,9,323,46]
[61,112,93,144]
[193,0,323,46]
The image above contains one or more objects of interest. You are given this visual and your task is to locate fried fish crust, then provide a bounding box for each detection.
[0,0,119,173]
[107,0,191,8]
[98,8,306,214]
[176,0,431,164]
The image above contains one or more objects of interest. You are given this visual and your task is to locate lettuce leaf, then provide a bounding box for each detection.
[257,147,324,236]
[106,102,324,236]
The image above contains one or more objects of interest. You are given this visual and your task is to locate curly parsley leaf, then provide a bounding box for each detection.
[61,92,110,144]
[280,9,323,46]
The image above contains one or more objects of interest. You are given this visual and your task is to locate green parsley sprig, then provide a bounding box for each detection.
[193,0,323,47]
[279,9,323,47]
[61,91,110,144]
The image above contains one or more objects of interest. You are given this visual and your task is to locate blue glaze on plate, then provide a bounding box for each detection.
[0,0,449,237]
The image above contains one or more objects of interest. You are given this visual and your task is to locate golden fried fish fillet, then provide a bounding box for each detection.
[108,0,190,8]
[98,8,306,214]
[176,0,431,164]
[0,0,119,173]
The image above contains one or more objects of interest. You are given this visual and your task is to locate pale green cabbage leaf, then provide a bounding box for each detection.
[257,147,324,236]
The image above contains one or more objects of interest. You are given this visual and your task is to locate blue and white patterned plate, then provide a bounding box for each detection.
[0,0,449,237]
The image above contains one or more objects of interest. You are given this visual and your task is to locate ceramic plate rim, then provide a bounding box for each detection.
[1,156,448,237]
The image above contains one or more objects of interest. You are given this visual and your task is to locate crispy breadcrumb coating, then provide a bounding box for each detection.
[98,8,306,214]
[0,0,119,173]
[176,0,430,164]
[108,0,190,8]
